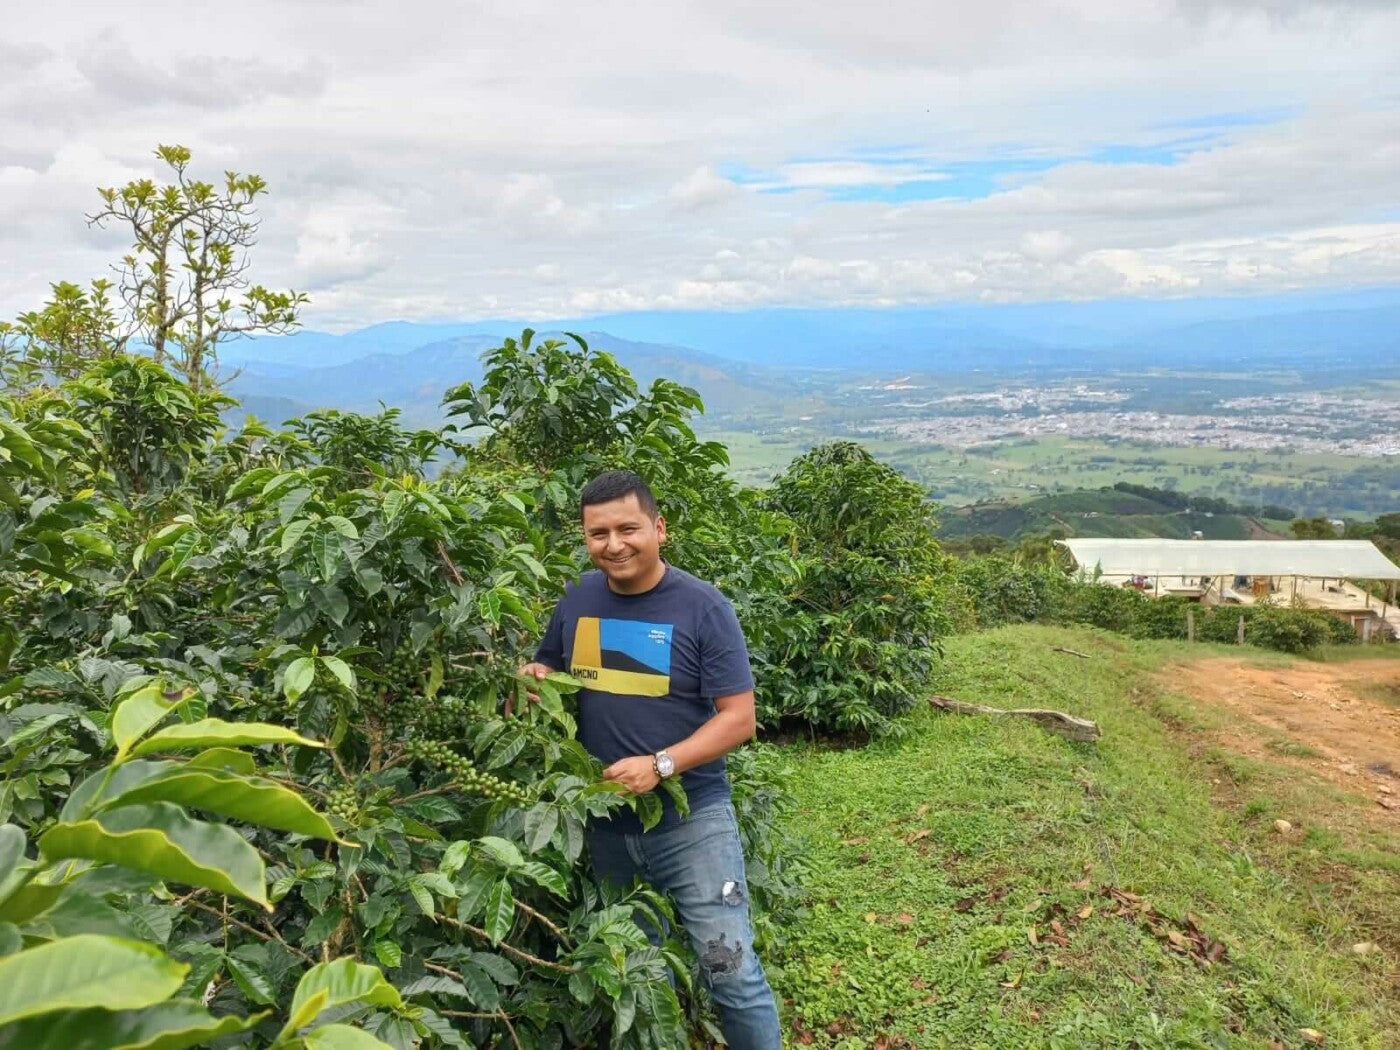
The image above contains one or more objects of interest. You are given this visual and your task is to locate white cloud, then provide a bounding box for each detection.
[292,193,396,289]
[1,0,1398,326]
[667,167,740,211]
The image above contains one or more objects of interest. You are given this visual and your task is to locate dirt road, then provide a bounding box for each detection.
[1161,655,1400,821]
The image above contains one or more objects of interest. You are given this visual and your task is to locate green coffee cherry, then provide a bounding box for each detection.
[325,783,360,822]
[404,738,530,806]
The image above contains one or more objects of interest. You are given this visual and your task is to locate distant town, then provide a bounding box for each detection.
[856,384,1400,458]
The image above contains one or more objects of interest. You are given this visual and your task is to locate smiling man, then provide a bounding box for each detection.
[519,469,782,1049]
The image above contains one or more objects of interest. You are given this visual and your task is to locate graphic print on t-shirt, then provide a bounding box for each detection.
[570,617,672,697]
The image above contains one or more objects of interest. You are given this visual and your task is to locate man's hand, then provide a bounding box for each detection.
[507,661,552,717]
[602,755,661,794]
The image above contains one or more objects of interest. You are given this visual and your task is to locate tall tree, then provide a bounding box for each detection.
[88,144,306,389]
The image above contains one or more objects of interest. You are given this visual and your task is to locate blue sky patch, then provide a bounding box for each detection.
[722,115,1291,203]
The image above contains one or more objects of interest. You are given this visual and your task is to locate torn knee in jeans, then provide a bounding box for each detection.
[700,932,744,978]
[721,879,744,906]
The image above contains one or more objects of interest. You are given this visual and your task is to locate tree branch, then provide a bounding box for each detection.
[928,695,1101,742]
[185,898,315,962]
[514,899,574,949]
[429,914,579,973]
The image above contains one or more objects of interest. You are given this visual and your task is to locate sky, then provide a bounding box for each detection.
[2,0,1399,330]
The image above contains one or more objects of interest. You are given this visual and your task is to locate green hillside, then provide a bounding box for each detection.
[939,486,1293,542]
[773,626,1400,1047]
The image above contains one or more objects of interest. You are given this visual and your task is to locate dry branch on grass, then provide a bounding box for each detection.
[928,695,1102,742]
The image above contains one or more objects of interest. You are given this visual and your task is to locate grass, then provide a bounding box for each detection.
[1265,737,1326,759]
[1357,680,1400,709]
[1306,643,1400,665]
[708,429,811,486]
[770,625,1400,1049]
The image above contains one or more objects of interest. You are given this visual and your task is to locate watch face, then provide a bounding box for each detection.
[656,752,675,778]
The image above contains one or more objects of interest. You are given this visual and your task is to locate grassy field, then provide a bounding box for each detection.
[710,429,812,485]
[770,626,1400,1049]
[706,428,1400,514]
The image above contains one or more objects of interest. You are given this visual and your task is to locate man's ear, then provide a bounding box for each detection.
[655,516,667,543]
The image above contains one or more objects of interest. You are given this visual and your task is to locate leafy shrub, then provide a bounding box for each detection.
[761,442,955,735]
[952,557,1067,628]
[1,333,807,1048]
[724,745,807,953]
[1052,579,1146,634]
[0,682,411,1047]
[1241,601,1350,653]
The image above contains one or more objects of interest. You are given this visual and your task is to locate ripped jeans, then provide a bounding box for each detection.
[586,801,783,1050]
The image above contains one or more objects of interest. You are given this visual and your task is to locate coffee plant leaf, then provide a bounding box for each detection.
[0,824,23,883]
[475,836,524,870]
[0,1000,265,1050]
[320,655,355,693]
[458,959,501,1009]
[224,953,277,1006]
[636,792,662,832]
[522,803,558,854]
[110,683,186,760]
[38,802,269,909]
[283,957,403,1039]
[483,879,514,945]
[0,934,187,1025]
[130,719,323,755]
[302,1023,396,1050]
[0,880,64,925]
[281,657,316,704]
[184,747,256,774]
[412,1007,469,1048]
[517,860,567,897]
[96,766,340,841]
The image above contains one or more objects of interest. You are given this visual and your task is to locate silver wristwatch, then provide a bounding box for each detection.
[652,750,675,779]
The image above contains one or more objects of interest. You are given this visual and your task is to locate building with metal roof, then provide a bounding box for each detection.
[1058,539,1400,582]
[1058,538,1400,640]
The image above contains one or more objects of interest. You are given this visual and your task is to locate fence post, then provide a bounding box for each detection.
[1187,608,1195,643]
[1236,615,1245,645]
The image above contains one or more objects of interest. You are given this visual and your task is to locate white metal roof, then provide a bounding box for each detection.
[1058,539,1400,581]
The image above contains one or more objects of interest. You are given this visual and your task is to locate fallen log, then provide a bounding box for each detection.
[928,695,1101,742]
[1051,646,1091,659]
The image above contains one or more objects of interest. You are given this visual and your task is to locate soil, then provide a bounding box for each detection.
[1158,656,1400,824]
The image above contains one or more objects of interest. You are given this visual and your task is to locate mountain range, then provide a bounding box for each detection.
[223,288,1400,424]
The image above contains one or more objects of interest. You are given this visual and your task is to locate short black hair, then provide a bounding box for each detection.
[579,470,658,519]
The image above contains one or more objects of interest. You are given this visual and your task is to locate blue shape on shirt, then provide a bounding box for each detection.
[600,618,673,675]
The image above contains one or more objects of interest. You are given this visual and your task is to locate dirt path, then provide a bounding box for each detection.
[1159,656,1400,822]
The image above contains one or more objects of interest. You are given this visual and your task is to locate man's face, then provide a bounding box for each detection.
[582,494,667,593]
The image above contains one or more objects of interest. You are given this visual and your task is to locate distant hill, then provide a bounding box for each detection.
[938,488,1293,542]
[225,330,794,427]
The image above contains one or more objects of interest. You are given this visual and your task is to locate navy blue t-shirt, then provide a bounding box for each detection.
[534,564,753,831]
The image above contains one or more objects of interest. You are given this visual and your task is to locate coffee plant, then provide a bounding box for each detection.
[1,329,809,1047]
[760,441,957,735]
